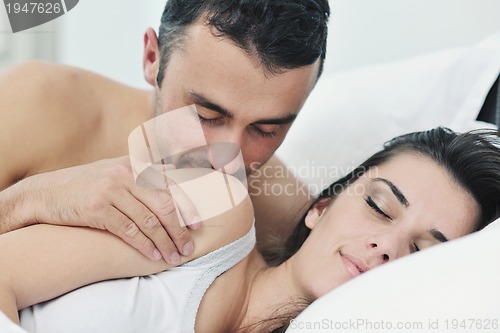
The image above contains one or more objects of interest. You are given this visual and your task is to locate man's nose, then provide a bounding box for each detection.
[207,142,244,175]
[208,125,244,144]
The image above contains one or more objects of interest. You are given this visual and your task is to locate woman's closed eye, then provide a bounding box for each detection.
[412,243,420,253]
[364,196,392,220]
[365,195,422,253]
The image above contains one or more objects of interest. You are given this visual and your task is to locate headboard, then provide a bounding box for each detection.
[477,74,500,128]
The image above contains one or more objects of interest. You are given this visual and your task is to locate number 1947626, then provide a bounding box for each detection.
[6,2,62,14]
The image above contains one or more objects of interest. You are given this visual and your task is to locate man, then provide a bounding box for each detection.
[0,0,329,264]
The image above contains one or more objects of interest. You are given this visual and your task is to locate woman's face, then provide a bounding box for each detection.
[292,153,480,301]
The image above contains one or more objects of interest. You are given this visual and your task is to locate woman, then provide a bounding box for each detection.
[1,127,500,333]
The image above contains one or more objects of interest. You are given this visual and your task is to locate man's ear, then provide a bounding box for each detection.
[143,27,161,87]
[304,198,330,229]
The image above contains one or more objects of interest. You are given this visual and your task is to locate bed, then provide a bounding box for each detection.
[1,31,499,333]
[279,32,500,332]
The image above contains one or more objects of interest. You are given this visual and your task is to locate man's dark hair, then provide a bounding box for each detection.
[156,0,330,86]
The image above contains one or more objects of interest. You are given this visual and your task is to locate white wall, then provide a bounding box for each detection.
[325,0,500,75]
[55,0,166,88]
[0,9,57,68]
[2,0,500,87]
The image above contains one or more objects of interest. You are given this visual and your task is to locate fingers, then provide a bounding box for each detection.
[105,206,163,262]
[103,159,198,265]
[143,187,196,257]
[166,178,201,230]
[110,190,184,265]
[151,164,201,229]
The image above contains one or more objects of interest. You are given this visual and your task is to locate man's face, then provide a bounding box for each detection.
[144,23,319,173]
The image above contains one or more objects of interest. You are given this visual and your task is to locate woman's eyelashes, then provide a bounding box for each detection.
[412,243,420,252]
[364,196,392,220]
[364,194,422,254]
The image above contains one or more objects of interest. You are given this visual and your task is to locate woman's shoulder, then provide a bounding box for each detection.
[168,168,255,264]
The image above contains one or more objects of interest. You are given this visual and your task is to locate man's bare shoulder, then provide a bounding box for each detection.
[0,60,144,112]
[2,61,99,100]
[0,61,150,188]
[249,156,314,251]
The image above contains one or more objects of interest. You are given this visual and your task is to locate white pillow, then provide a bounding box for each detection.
[277,32,500,196]
[286,218,500,333]
[0,312,28,333]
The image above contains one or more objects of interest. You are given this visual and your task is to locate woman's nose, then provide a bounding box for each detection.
[368,233,409,265]
[369,242,391,263]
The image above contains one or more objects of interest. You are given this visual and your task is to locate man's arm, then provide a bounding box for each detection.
[1,154,207,262]
[0,61,62,232]
[0,62,197,262]
[248,156,314,252]
[0,62,54,190]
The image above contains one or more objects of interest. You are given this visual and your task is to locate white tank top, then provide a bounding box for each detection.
[20,225,255,333]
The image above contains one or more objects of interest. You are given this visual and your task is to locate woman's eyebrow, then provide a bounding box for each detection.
[371,178,450,242]
[371,177,409,207]
[429,228,449,243]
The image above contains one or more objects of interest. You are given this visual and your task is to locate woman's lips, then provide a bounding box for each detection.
[340,252,370,277]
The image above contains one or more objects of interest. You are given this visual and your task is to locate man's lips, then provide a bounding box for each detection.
[340,252,370,277]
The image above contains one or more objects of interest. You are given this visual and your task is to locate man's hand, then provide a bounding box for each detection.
[0,156,199,264]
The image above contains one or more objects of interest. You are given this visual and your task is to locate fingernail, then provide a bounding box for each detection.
[152,248,162,261]
[190,215,202,230]
[182,241,194,256]
[169,251,181,265]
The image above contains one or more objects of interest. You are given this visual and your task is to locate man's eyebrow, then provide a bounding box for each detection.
[429,229,449,243]
[190,92,233,119]
[372,177,409,207]
[253,114,297,125]
[190,91,298,125]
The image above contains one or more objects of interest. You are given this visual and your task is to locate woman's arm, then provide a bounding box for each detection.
[0,225,170,315]
[0,170,254,324]
[0,280,17,324]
